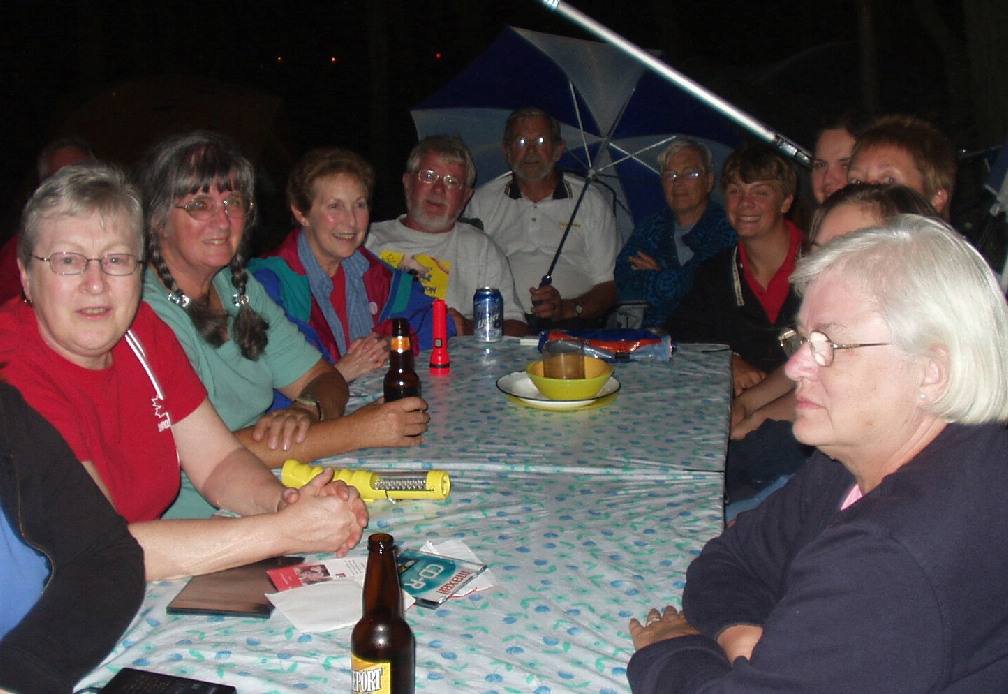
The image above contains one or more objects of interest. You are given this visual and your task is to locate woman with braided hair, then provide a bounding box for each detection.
[140,132,429,518]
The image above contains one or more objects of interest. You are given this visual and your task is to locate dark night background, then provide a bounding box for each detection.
[2,0,1005,253]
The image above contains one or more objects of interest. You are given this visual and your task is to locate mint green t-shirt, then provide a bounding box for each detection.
[143,269,322,518]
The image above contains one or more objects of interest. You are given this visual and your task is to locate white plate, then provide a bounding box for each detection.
[495,371,620,410]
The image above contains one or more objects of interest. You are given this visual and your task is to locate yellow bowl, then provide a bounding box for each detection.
[526,356,613,400]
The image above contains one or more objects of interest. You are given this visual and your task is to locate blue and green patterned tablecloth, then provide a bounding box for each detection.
[78,338,730,694]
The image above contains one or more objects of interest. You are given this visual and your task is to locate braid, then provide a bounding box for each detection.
[229,252,269,360]
[148,234,227,347]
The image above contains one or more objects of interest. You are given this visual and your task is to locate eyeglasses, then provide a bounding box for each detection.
[662,169,707,183]
[779,328,890,367]
[513,135,549,148]
[31,251,140,276]
[414,169,466,191]
[174,194,252,221]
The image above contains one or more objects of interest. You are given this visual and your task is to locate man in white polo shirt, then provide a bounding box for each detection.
[467,107,620,328]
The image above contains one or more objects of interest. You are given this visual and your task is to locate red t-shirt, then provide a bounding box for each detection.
[0,300,207,522]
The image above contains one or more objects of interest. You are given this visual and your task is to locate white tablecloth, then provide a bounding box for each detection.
[78,338,730,694]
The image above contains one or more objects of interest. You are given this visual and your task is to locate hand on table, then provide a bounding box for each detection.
[629,605,700,650]
[529,283,563,320]
[336,333,388,382]
[628,251,663,271]
[347,396,430,447]
[731,353,767,396]
[251,405,314,451]
[279,467,368,557]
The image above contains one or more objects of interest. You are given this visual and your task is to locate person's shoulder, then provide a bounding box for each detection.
[562,172,608,200]
[130,302,183,343]
[0,300,36,355]
[454,222,509,257]
[367,217,406,242]
[699,244,736,269]
[471,174,510,200]
[632,210,671,236]
[0,380,28,412]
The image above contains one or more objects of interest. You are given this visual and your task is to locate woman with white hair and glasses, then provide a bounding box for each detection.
[628,215,1008,693]
[614,138,736,327]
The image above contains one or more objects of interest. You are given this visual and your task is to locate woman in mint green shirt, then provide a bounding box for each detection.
[139,132,430,517]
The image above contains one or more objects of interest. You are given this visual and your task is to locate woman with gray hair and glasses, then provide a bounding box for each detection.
[628,215,1008,693]
[0,162,368,581]
[139,132,428,517]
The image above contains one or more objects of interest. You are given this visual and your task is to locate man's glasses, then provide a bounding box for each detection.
[662,169,706,183]
[414,169,466,191]
[174,194,252,221]
[513,135,549,148]
[31,251,140,276]
[779,327,890,367]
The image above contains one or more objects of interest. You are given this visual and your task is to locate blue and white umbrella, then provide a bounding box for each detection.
[411,26,741,239]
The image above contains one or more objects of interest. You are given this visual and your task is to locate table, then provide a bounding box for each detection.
[77,338,729,694]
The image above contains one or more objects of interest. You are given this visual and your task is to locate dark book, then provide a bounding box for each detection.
[100,667,236,693]
[166,555,302,618]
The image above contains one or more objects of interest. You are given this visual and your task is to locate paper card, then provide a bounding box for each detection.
[421,539,497,596]
[397,550,486,608]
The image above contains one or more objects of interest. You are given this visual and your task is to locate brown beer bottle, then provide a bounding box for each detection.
[383,318,421,401]
[351,533,415,694]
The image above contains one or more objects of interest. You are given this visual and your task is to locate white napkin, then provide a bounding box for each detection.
[267,578,365,632]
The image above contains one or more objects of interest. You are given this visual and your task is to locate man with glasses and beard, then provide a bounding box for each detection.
[367,135,527,337]
[467,107,620,328]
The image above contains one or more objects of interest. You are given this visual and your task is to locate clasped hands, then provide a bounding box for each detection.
[629,606,763,663]
[278,466,368,557]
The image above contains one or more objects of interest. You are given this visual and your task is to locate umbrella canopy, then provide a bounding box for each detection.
[411,26,741,239]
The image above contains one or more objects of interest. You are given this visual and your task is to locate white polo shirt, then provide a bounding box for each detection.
[467,172,619,314]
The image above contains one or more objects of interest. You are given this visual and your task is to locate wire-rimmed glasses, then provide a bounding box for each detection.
[778,327,890,367]
[174,193,252,221]
[31,251,140,276]
[661,168,706,184]
[414,169,466,191]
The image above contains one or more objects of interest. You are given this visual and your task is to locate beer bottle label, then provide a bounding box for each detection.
[351,655,392,694]
[390,336,410,352]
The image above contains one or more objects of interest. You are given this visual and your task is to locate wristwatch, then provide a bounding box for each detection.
[574,301,584,317]
[295,395,323,421]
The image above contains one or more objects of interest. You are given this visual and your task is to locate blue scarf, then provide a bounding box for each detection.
[297,231,373,356]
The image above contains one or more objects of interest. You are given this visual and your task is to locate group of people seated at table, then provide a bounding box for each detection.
[615,112,962,515]
[0,101,1004,694]
[624,113,1008,691]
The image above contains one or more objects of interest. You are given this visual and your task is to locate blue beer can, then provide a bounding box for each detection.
[473,287,503,343]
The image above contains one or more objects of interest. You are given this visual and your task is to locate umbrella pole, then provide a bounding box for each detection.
[529,177,592,334]
[539,0,812,168]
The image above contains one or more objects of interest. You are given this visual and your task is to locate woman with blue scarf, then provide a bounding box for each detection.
[250,147,449,383]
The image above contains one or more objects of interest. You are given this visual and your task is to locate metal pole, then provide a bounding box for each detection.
[539,0,812,167]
